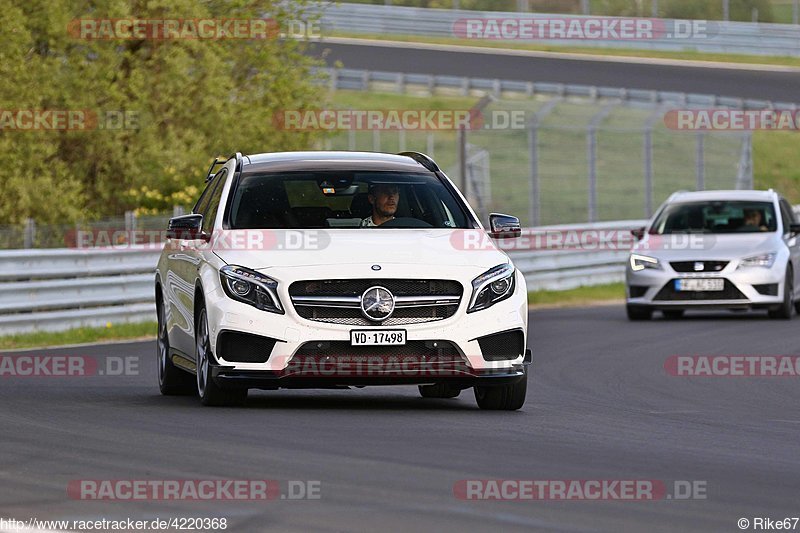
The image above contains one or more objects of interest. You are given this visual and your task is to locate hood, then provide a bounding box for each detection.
[633,232,781,261]
[210,229,509,270]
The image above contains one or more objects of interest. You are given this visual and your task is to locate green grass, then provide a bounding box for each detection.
[329,32,800,68]
[753,130,800,200]
[528,282,625,306]
[0,321,157,351]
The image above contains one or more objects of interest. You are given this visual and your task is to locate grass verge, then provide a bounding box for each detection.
[0,321,157,351]
[528,282,625,307]
[329,32,800,68]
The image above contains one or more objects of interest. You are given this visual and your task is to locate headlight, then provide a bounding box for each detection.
[468,263,516,313]
[219,265,283,314]
[629,253,661,272]
[738,252,777,269]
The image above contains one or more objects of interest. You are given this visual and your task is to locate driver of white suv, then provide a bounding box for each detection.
[361,184,399,227]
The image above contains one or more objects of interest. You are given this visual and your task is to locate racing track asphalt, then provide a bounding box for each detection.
[1,305,799,532]
[310,40,800,103]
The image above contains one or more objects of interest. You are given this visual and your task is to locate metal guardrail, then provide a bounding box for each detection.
[322,67,798,111]
[316,2,800,57]
[0,223,643,335]
[0,247,161,335]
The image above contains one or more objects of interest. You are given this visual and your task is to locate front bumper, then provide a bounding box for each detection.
[203,269,530,374]
[210,349,532,390]
[626,260,786,310]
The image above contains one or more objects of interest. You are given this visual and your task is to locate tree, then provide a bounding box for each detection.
[0,0,326,224]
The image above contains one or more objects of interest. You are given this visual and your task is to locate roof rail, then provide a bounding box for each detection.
[397,152,439,172]
[205,153,241,181]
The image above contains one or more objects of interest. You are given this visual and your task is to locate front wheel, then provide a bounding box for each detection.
[195,306,248,406]
[474,367,527,411]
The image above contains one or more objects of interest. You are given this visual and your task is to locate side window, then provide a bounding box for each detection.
[193,175,219,215]
[201,169,228,234]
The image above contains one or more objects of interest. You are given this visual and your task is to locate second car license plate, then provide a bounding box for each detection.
[675,278,724,291]
[350,330,407,346]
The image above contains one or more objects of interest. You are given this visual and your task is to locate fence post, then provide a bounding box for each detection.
[695,132,705,191]
[372,129,381,152]
[528,98,560,226]
[723,0,730,21]
[528,117,540,227]
[643,127,654,218]
[427,132,435,159]
[587,104,616,223]
[794,0,799,25]
[124,211,137,233]
[173,205,185,217]
[398,129,407,152]
[348,129,356,151]
[458,126,467,198]
[23,218,35,249]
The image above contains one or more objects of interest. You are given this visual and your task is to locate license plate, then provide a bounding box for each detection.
[675,278,724,291]
[350,330,407,346]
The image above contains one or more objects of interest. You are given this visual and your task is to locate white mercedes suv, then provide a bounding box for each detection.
[155,152,531,409]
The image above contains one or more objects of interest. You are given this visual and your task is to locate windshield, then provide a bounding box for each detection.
[650,201,777,234]
[228,171,471,229]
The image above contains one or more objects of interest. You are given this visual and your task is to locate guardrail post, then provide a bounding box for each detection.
[695,132,705,191]
[23,218,35,249]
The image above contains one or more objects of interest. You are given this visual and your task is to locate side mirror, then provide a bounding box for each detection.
[790,223,800,235]
[489,213,522,239]
[166,214,207,240]
[631,227,646,241]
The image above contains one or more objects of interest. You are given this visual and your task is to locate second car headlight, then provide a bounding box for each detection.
[219,265,283,314]
[738,252,777,269]
[629,253,661,272]
[468,263,516,313]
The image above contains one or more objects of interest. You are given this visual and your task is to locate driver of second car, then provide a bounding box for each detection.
[361,184,399,227]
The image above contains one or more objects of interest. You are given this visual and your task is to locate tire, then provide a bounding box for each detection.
[157,296,195,396]
[473,367,527,411]
[768,268,794,320]
[626,305,653,321]
[195,305,248,406]
[662,310,685,320]
[418,383,461,399]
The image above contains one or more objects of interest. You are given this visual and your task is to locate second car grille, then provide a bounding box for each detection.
[653,279,746,301]
[289,279,463,326]
[670,261,729,273]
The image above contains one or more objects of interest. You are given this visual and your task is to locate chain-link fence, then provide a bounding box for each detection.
[323,94,752,228]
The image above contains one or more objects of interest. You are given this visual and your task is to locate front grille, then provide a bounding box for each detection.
[294,305,458,326]
[477,329,525,361]
[290,279,463,326]
[670,261,729,273]
[292,340,462,362]
[217,331,277,363]
[754,283,779,296]
[653,279,746,301]
[289,279,462,297]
